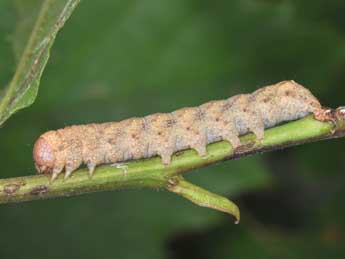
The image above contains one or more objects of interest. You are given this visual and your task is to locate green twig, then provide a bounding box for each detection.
[0,108,344,222]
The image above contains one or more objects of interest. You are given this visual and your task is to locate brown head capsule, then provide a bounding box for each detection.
[33,131,62,174]
[33,137,55,174]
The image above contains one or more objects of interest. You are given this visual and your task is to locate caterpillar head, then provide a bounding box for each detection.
[33,131,59,174]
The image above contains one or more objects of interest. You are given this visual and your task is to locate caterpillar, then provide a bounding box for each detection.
[33,80,322,180]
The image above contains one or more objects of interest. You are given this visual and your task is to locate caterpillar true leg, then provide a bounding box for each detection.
[87,162,96,177]
[64,170,73,180]
[51,166,63,181]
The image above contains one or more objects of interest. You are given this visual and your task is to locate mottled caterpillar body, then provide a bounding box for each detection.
[33,80,322,180]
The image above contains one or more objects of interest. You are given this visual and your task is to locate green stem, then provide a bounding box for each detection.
[0,110,344,221]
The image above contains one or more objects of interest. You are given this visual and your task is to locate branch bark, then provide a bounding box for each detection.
[1,107,344,223]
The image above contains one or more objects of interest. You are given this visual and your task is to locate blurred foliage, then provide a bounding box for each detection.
[0,0,80,126]
[0,0,345,258]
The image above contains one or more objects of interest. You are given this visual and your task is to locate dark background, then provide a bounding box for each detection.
[1,1,345,258]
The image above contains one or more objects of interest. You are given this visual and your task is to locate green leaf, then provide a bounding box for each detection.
[167,176,240,224]
[12,0,45,62]
[0,0,80,126]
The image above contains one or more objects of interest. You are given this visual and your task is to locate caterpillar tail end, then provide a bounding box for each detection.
[314,108,335,123]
